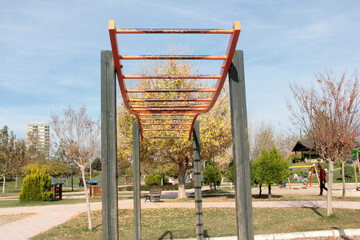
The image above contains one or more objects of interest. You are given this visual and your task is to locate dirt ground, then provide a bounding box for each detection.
[251,183,360,198]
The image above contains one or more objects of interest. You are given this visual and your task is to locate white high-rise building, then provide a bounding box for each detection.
[25,122,50,159]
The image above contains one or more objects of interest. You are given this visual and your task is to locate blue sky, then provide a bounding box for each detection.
[1,0,360,138]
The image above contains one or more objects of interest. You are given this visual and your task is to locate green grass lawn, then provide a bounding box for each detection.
[0,177,23,197]
[31,207,360,240]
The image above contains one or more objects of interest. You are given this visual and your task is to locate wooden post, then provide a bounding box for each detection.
[101,50,119,240]
[133,121,141,240]
[229,50,254,240]
[193,121,203,240]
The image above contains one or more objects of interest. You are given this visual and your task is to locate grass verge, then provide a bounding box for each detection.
[31,207,360,240]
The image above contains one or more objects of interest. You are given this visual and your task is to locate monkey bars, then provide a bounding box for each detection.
[108,20,240,140]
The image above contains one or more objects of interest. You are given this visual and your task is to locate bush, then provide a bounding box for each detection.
[203,164,221,190]
[155,174,162,186]
[22,162,48,175]
[301,168,309,178]
[92,157,102,171]
[47,161,71,177]
[19,166,53,202]
[226,161,234,183]
[287,154,302,163]
[340,164,355,180]
[255,147,289,198]
[145,173,157,186]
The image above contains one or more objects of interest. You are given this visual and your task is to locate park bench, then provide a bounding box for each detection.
[144,188,162,202]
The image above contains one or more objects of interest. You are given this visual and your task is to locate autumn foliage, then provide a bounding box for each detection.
[289,70,360,215]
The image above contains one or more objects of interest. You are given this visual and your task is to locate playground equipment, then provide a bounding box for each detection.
[351,148,360,191]
[283,164,319,190]
[102,20,253,240]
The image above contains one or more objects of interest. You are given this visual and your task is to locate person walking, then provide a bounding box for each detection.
[318,165,328,196]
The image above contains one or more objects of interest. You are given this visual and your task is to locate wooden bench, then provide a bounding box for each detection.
[144,188,162,202]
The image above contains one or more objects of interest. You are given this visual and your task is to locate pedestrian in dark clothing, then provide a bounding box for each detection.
[318,165,328,196]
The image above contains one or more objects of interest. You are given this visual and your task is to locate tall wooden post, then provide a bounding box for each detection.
[193,121,203,240]
[229,50,254,240]
[101,50,119,240]
[133,121,141,240]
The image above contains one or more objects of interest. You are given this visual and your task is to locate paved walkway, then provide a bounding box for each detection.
[0,184,359,240]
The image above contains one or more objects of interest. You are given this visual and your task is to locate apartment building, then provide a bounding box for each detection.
[25,122,50,159]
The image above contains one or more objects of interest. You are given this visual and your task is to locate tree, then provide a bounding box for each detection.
[19,164,53,202]
[255,147,289,198]
[203,163,221,190]
[226,160,234,183]
[0,126,16,194]
[249,121,276,162]
[51,105,100,230]
[12,139,28,188]
[248,119,298,162]
[289,70,360,215]
[25,131,48,163]
[144,173,157,186]
[91,157,101,171]
[116,49,232,199]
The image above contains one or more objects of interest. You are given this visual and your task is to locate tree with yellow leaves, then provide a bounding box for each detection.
[117,51,232,198]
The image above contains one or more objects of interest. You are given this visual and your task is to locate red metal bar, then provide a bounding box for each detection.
[140,118,193,121]
[188,113,200,140]
[142,123,192,125]
[187,21,241,140]
[115,28,233,34]
[109,20,241,140]
[124,74,220,79]
[134,109,205,114]
[143,136,188,139]
[139,113,196,116]
[129,98,212,102]
[126,89,217,93]
[119,55,227,60]
[206,21,241,112]
[109,20,144,140]
[143,129,189,131]
[131,104,209,109]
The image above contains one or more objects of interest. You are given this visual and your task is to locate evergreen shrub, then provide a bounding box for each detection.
[144,173,157,186]
[19,166,53,202]
[340,164,355,180]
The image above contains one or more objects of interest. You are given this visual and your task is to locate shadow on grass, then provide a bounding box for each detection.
[93,223,102,230]
[331,227,352,240]
[158,231,173,240]
[251,194,282,199]
[304,207,323,217]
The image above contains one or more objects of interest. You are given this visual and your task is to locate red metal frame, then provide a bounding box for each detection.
[109,20,240,140]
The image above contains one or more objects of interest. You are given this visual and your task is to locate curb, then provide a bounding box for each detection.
[175,229,360,240]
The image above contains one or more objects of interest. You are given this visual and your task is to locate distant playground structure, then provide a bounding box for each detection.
[283,164,319,190]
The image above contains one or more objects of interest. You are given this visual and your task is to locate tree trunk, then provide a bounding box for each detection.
[81,167,92,230]
[326,162,334,216]
[258,184,262,197]
[268,185,272,199]
[178,162,187,199]
[341,161,346,199]
[15,176,18,189]
[2,175,5,194]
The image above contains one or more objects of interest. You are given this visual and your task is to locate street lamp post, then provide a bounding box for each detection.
[70,163,74,191]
